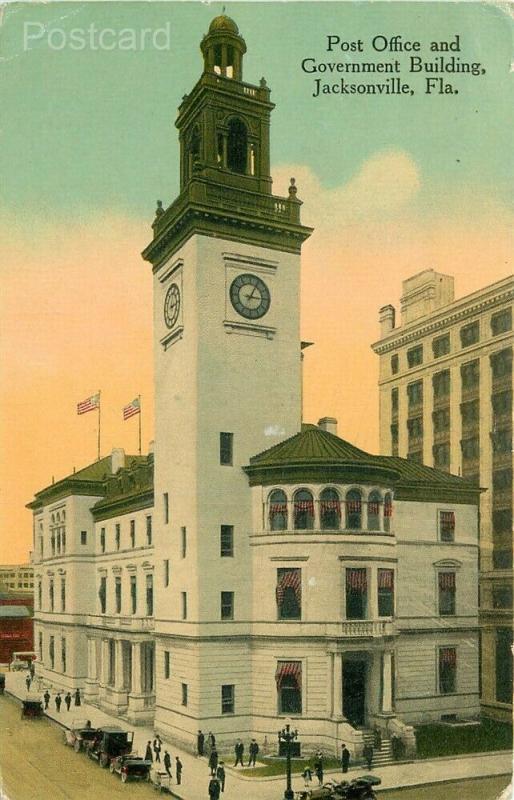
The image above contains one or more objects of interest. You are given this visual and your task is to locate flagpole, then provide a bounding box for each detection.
[138,395,142,456]
[97,391,101,461]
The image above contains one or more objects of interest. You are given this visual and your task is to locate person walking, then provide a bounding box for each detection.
[208,777,221,800]
[341,743,350,774]
[163,750,172,778]
[248,738,259,766]
[43,689,50,710]
[208,747,218,776]
[302,766,313,788]
[314,756,323,786]
[234,738,244,767]
[25,674,31,692]
[373,727,382,751]
[197,730,205,757]
[29,661,35,680]
[363,743,373,771]
[145,741,153,762]
[207,731,216,753]
[55,692,62,712]
[64,691,72,711]
[153,735,162,763]
[74,688,81,707]
[175,756,183,785]
[216,762,226,792]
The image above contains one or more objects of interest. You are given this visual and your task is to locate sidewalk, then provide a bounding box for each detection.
[5,671,512,799]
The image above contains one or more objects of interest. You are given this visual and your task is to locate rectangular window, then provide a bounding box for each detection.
[181,527,187,558]
[407,380,423,408]
[164,650,170,679]
[80,530,87,545]
[407,345,423,368]
[99,576,107,614]
[220,432,234,466]
[391,387,398,413]
[181,683,188,706]
[439,647,457,694]
[345,568,367,620]
[163,559,170,587]
[38,580,42,609]
[433,408,450,433]
[460,321,479,348]
[433,369,450,399]
[115,524,121,551]
[492,390,512,419]
[496,628,514,703]
[61,578,66,612]
[181,591,187,620]
[146,574,154,616]
[377,569,394,617]
[221,591,234,620]
[277,661,302,714]
[490,348,512,380]
[130,575,137,614]
[220,525,234,557]
[391,354,399,374]
[163,492,169,524]
[61,637,66,673]
[492,585,513,609]
[491,428,513,455]
[100,527,106,553]
[49,636,55,670]
[49,580,54,612]
[146,516,152,545]
[108,639,115,686]
[221,684,235,714]
[460,399,479,427]
[38,631,43,662]
[115,576,122,614]
[461,359,480,390]
[130,519,135,548]
[407,416,423,438]
[390,423,399,455]
[277,568,302,620]
[433,443,450,471]
[461,436,479,461]
[433,334,450,358]
[438,572,456,615]
[491,308,512,336]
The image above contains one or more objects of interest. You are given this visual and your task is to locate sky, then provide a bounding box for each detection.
[1,1,513,563]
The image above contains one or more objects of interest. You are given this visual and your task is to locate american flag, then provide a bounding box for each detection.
[123,397,141,420]
[77,393,100,415]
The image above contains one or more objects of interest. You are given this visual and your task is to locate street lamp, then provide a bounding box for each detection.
[278,721,298,800]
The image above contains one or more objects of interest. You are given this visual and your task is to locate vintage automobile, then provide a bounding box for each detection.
[0,673,6,694]
[10,651,37,671]
[64,719,99,752]
[110,754,153,783]
[296,776,381,800]
[85,726,134,767]
[21,699,44,719]
[149,767,173,793]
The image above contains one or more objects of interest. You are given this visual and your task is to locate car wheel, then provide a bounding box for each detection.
[74,740,81,754]
[121,773,127,784]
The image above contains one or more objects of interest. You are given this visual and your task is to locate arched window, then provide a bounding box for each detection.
[384,493,393,533]
[345,489,362,530]
[320,488,341,530]
[269,489,288,531]
[368,490,381,531]
[227,118,247,174]
[294,489,314,530]
[190,126,201,164]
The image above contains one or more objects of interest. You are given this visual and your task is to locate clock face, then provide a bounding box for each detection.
[230,273,271,320]
[164,283,181,329]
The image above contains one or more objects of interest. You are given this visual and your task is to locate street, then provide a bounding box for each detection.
[380,776,511,800]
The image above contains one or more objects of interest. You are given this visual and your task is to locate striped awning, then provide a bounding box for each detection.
[276,569,301,605]
[275,661,302,688]
[439,572,455,590]
[439,647,456,666]
[378,569,394,589]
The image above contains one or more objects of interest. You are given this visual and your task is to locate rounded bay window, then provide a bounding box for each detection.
[293,489,314,530]
[320,488,341,530]
[345,489,362,530]
[269,489,288,531]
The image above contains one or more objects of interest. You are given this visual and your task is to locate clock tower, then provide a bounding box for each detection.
[142,15,312,745]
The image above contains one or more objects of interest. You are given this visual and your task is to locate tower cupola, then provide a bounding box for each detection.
[201,15,247,80]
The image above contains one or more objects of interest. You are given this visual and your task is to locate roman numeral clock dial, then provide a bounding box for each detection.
[164,283,181,329]
[230,273,271,320]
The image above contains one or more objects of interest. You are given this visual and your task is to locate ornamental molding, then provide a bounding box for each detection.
[223,319,276,339]
[141,561,154,572]
[112,566,122,575]
[269,555,309,562]
[433,559,463,569]
[157,257,184,284]
[222,251,279,272]
[160,325,184,350]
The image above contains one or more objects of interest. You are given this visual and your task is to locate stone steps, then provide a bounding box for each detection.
[361,731,394,767]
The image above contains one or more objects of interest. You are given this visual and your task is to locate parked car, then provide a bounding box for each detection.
[21,699,44,719]
[10,652,37,671]
[85,727,134,767]
[64,719,99,752]
[0,673,5,694]
[296,776,380,800]
[110,754,152,783]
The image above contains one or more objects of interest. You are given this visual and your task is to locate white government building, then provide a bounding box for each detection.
[29,15,481,757]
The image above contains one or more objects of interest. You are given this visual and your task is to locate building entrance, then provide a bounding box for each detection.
[343,659,367,727]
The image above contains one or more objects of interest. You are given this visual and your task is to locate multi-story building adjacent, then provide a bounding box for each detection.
[29,16,482,756]
[372,269,513,722]
[0,563,34,592]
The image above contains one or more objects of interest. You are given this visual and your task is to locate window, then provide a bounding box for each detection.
[461,359,480,390]
[276,568,301,620]
[460,321,479,348]
[320,488,341,530]
[276,661,302,714]
[269,489,288,531]
[493,548,513,570]
[181,592,187,620]
[130,520,136,548]
[496,628,513,703]
[391,354,399,374]
[220,525,234,557]
[491,308,512,336]
[378,569,394,616]
[221,684,235,714]
[491,348,512,380]
[163,559,170,587]
[438,572,456,615]
[163,492,169,524]
[407,416,423,439]
[461,436,479,460]
[460,399,479,427]
[108,639,115,686]
[383,493,393,533]
[164,651,170,679]
[491,428,512,455]
[492,586,512,609]
[220,432,234,465]
[181,527,187,558]
[61,578,66,612]
[390,423,399,455]
[346,568,367,619]
[293,489,314,530]
[227,118,248,174]
[146,516,152,545]
[80,530,87,546]
[100,527,106,553]
[345,490,362,530]
[99,576,107,614]
[49,636,55,670]
[407,380,423,408]
[367,491,381,531]
[37,580,42,609]
[433,408,450,433]
[433,334,450,358]
[407,345,423,368]
[439,647,457,694]
[130,575,137,614]
[115,524,121,551]
[433,443,450,471]
[493,468,512,492]
[221,591,234,620]
[146,574,154,616]
[181,683,188,706]
[492,390,512,418]
[61,637,66,673]
[391,387,399,413]
[115,576,122,614]
[433,370,450,399]
[49,580,54,612]
[38,631,43,662]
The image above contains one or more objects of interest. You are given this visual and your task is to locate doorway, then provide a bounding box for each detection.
[343,659,367,727]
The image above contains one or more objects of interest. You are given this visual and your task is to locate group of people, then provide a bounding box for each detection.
[40,686,82,712]
[144,736,183,785]
[196,732,226,796]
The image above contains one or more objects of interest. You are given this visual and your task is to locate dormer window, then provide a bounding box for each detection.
[227,118,247,174]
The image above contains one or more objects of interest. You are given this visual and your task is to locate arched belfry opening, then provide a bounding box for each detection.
[200,15,247,81]
[227,118,247,174]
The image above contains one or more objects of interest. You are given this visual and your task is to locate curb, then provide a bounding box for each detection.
[375,772,512,793]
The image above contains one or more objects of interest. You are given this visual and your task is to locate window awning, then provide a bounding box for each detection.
[378,569,394,589]
[276,569,301,605]
[439,572,456,590]
[439,647,456,666]
[346,568,367,592]
[275,661,302,688]
[440,511,455,529]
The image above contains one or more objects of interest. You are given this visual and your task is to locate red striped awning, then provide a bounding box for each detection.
[294,500,314,513]
[270,503,288,515]
[346,568,367,592]
[276,569,301,605]
[368,502,380,515]
[321,499,341,513]
[378,569,394,589]
[275,661,302,688]
[439,647,456,666]
[346,500,362,514]
[439,572,456,590]
[440,511,455,530]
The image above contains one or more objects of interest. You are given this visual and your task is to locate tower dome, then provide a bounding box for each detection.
[201,15,247,80]
[208,15,239,34]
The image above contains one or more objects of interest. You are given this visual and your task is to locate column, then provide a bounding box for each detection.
[115,639,124,690]
[333,653,343,719]
[368,567,378,620]
[101,639,109,687]
[381,651,393,714]
[131,642,142,695]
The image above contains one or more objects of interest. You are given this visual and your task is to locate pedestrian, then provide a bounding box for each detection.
[43,689,50,710]
[302,766,312,788]
[65,691,72,711]
[216,761,226,792]
[153,734,162,763]
[55,692,62,712]
[363,743,373,771]
[145,740,153,761]
[197,729,205,757]
[74,688,81,706]
[29,662,35,680]
[163,750,172,778]
[208,777,221,800]
[248,738,259,766]
[175,756,183,785]
[207,731,216,753]
[314,757,323,786]
[25,674,31,692]
[234,738,244,767]
[208,747,218,776]
[85,720,92,729]
[373,727,382,750]
[341,743,350,774]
